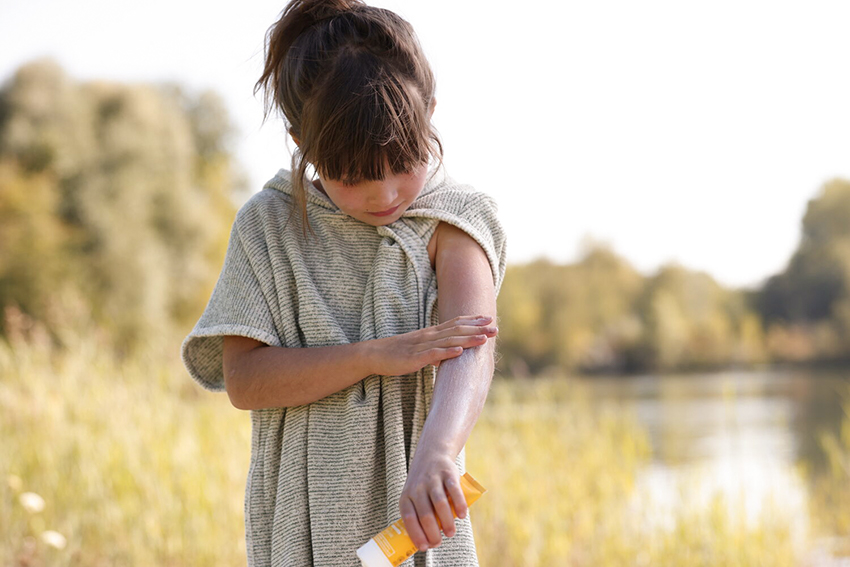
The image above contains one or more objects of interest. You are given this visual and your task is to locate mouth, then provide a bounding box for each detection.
[369,204,400,217]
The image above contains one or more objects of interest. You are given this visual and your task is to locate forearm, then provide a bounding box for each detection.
[416,337,495,460]
[416,221,499,460]
[230,342,372,410]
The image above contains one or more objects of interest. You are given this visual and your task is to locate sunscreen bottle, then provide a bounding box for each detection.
[356,472,486,567]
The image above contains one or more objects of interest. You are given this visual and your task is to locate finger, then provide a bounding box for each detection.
[424,346,463,367]
[436,315,493,330]
[430,485,457,538]
[432,334,490,349]
[433,324,498,341]
[400,497,429,551]
[413,493,443,549]
[445,476,468,521]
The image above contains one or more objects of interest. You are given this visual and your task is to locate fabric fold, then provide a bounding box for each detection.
[181,164,507,566]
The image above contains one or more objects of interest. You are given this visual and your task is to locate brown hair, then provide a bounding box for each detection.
[254,0,444,236]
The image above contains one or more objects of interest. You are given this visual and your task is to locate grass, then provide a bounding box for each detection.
[803,386,850,560]
[0,325,250,566]
[0,321,841,566]
[466,376,802,567]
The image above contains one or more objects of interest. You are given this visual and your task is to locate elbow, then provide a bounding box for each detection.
[223,369,255,411]
[224,365,293,411]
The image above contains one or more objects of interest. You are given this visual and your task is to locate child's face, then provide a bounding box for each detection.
[313,162,430,227]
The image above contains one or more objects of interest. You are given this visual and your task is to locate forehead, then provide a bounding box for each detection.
[317,151,421,184]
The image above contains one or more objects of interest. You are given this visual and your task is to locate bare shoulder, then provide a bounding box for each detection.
[426,221,485,270]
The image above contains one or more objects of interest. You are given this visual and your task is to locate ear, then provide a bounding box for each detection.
[289,129,300,146]
[428,97,437,119]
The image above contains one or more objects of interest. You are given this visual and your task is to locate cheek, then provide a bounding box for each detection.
[324,188,357,210]
[339,194,370,215]
[344,192,368,208]
[403,181,426,202]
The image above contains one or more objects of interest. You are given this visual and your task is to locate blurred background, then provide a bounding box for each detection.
[1,0,850,565]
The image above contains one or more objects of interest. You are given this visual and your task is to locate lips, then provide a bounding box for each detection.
[369,204,399,217]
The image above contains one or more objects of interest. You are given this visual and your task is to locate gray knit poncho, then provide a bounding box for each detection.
[181,165,507,567]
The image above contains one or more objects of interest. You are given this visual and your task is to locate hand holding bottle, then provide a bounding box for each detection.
[398,445,467,552]
[357,471,486,566]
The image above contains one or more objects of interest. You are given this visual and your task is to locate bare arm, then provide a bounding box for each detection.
[222,338,372,410]
[419,222,497,460]
[398,221,498,552]
[222,315,496,410]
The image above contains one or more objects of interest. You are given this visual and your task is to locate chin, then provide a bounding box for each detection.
[367,216,397,226]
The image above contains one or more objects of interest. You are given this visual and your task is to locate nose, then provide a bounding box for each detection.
[368,181,398,211]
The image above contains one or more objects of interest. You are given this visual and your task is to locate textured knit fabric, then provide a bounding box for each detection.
[180,164,507,567]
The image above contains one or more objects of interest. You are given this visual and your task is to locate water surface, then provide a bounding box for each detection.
[575,367,850,551]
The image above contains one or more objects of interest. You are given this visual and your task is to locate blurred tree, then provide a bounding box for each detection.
[0,160,71,325]
[2,58,847,372]
[635,264,742,372]
[497,246,765,376]
[758,178,850,361]
[496,242,644,376]
[0,58,245,357]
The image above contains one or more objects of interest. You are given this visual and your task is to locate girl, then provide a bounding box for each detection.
[181,1,507,565]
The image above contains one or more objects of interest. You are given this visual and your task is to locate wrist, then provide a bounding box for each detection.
[355,338,378,378]
[414,434,459,462]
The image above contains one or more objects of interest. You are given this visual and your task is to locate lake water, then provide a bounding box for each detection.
[574,366,850,562]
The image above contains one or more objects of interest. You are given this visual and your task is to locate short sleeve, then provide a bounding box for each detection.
[180,219,282,392]
[457,193,508,297]
[403,182,508,297]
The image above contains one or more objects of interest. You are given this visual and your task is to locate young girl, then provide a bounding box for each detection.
[181,1,507,565]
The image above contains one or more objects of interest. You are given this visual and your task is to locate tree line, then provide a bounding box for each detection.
[497,178,850,376]
[1,58,848,375]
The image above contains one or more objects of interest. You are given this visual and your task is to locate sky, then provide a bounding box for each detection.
[2,0,849,290]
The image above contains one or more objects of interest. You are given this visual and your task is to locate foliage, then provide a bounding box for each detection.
[496,247,766,376]
[496,179,850,376]
[758,179,850,361]
[1,57,849,377]
[0,58,245,357]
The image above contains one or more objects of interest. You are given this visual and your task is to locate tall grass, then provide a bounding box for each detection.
[466,376,801,566]
[0,314,250,566]
[0,312,830,566]
[804,385,850,561]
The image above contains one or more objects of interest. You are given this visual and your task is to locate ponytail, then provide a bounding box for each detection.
[256,0,363,121]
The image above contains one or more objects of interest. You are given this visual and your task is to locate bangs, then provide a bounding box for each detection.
[300,48,436,184]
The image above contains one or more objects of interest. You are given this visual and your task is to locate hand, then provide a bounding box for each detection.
[364,315,497,377]
[399,446,469,552]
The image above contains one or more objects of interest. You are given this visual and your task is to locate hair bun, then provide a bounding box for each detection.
[299,0,363,19]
